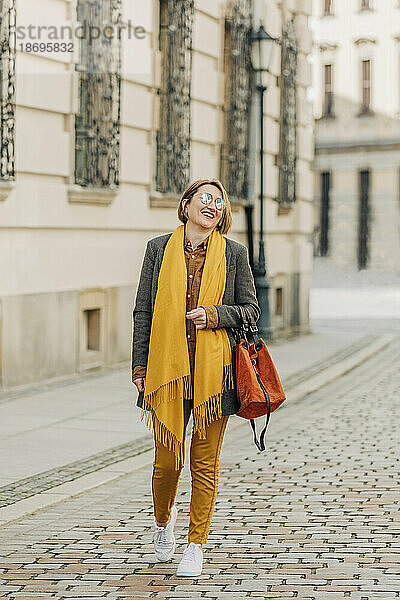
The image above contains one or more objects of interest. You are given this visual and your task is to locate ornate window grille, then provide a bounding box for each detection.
[156,0,194,195]
[0,0,16,180]
[277,18,298,207]
[75,0,122,188]
[220,0,252,203]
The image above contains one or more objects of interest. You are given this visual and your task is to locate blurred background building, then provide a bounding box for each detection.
[311,0,400,274]
[0,0,314,391]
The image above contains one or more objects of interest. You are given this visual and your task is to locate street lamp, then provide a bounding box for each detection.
[250,24,277,75]
[249,24,278,342]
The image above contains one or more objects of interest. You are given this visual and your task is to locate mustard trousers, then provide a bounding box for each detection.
[152,401,229,545]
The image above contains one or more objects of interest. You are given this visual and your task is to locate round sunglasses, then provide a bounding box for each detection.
[197,191,225,212]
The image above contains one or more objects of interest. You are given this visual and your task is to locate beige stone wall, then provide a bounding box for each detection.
[0,0,314,390]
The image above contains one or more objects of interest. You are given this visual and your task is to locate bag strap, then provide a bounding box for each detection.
[250,361,271,451]
[238,305,259,347]
[234,305,249,345]
[238,304,249,332]
[237,306,271,450]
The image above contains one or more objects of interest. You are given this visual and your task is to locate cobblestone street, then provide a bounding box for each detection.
[0,338,399,600]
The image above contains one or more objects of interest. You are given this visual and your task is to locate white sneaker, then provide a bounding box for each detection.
[152,505,178,562]
[176,541,203,576]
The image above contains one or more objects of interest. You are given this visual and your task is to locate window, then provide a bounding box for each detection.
[323,0,333,15]
[74,0,122,188]
[275,288,283,316]
[156,0,194,195]
[360,0,372,10]
[361,59,371,112]
[320,172,330,256]
[79,290,107,370]
[278,18,298,207]
[323,64,334,116]
[0,0,16,181]
[358,170,370,269]
[220,0,252,202]
[85,309,100,351]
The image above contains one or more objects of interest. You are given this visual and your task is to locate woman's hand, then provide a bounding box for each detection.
[186,307,207,329]
[133,377,145,392]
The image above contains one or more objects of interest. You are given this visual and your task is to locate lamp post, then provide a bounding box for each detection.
[250,24,278,342]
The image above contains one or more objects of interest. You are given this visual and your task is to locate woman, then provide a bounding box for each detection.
[131,178,260,577]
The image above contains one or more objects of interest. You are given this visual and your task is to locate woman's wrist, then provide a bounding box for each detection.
[132,364,147,381]
[200,305,219,329]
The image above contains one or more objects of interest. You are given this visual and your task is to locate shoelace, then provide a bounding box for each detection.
[152,525,172,548]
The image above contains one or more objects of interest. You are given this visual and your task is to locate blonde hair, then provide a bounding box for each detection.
[177,178,232,235]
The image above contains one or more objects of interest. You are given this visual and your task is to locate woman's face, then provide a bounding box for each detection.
[183,184,224,232]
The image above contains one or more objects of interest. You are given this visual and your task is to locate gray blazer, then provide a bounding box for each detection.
[131,232,261,415]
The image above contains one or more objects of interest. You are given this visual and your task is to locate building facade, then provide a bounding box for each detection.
[0,0,314,391]
[311,0,400,272]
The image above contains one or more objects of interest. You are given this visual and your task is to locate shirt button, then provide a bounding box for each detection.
[192,254,195,258]
[187,334,190,338]
[189,274,193,278]
[187,294,190,297]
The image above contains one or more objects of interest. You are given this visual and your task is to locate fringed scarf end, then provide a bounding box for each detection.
[140,398,184,471]
[192,360,233,439]
[143,373,193,410]
[183,372,193,401]
[193,391,223,440]
[222,361,234,393]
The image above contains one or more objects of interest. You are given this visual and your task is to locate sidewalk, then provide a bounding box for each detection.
[0,336,398,599]
[0,332,390,492]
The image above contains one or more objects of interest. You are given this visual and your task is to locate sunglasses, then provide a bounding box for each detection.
[197,191,225,212]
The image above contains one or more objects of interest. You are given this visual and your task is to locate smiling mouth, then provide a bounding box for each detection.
[201,210,215,219]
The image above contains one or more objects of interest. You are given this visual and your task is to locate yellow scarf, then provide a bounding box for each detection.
[140,224,234,470]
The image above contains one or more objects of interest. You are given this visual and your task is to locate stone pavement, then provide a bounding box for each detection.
[0,327,372,492]
[0,337,399,599]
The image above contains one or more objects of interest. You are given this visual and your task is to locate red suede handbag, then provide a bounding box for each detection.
[232,305,286,451]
